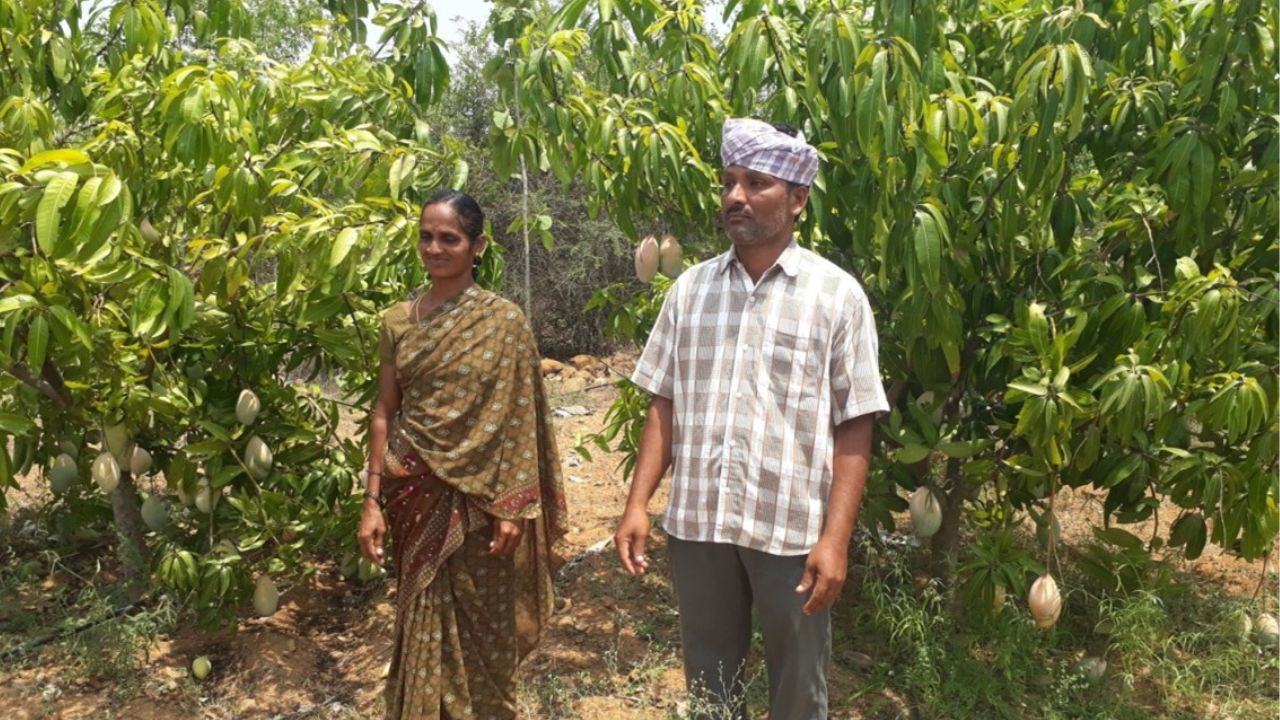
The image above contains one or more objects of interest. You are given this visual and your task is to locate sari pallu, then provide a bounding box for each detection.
[377,286,568,720]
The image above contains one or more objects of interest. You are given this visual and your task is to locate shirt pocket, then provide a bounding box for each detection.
[768,328,822,402]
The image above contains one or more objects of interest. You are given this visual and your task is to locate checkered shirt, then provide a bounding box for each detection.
[631,240,889,555]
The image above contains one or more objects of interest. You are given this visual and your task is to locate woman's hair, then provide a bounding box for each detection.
[423,189,485,243]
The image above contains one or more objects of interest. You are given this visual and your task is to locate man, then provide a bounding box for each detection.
[614,118,889,719]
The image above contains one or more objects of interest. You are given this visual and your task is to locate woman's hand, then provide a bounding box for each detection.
[358,500,387,565]
[489,518,525,556]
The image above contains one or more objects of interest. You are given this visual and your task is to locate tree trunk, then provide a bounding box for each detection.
[929,491,965,579]
[110,470,149,600]
[929,459,972,579]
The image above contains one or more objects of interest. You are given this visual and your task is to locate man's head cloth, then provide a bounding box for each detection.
[720,118,819,187]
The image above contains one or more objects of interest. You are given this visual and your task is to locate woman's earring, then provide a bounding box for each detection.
[472,255,482,268]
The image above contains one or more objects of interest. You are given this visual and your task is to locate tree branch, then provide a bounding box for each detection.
[7,363,72,408]
[40,358,71,403]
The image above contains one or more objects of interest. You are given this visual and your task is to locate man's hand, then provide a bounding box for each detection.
[614,506,652,575]
[489,518,525,556]
[357,501,387,565]
[796,537,848,615]
[796,414,872,614]
[615,395,671,576]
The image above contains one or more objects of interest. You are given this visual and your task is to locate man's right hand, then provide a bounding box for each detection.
[614,395,671,576]
[614,506,651,575]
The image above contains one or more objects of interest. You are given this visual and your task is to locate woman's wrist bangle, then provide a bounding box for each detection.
[363,490,384,508]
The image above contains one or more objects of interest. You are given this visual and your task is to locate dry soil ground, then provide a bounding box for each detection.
[0,351,1274,719]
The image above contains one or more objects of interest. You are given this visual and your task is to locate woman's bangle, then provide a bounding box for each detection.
[363,490,384,508]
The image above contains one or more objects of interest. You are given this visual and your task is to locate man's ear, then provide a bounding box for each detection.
[791,185,810,218]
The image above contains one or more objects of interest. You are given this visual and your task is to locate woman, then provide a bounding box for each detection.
[358,189,568,719]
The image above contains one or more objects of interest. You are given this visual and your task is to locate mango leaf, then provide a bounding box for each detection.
[0,413,36,436]
[26,314,48,370]
[36,172,79,256]
[329,227,358,269]
[166,268,196,332]
[913,205,943,287]
[0,294,39,315]
[938,440,988,459]
[130,284,170,339]
[1007,381,1048,397]
[20,149,90,172]
[896,443,932,464]
[96,175,122,205]
[1168,513,1206,559]
[48,304,92,349]
[1094,527,1145,551]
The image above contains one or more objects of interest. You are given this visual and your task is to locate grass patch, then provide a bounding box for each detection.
[1,543,178,694]
[59,589,177,687]
[838,540,1279,720]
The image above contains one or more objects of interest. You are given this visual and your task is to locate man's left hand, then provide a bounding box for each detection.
[796,537,848,615]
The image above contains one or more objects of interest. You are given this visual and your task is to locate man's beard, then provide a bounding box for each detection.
[722,208,788,247]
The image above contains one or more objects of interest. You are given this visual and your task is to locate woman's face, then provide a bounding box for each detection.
[418,203,484,281]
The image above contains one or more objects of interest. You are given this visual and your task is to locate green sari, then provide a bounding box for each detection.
[376,285,568,719]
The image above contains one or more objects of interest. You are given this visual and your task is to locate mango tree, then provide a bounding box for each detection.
[488,0,1278,599]
[0,0,484,618]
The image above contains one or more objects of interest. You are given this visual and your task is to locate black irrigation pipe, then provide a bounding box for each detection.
[546,358,634,402]
[548,380,617,401]
[0,594,154,663]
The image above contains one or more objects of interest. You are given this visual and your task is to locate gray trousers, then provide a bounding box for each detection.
[667,536,830,720]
